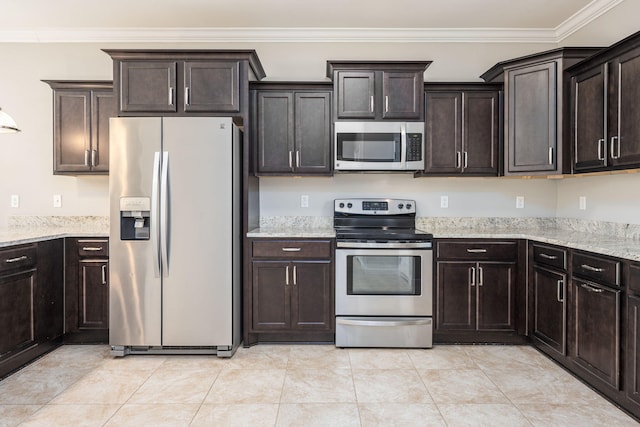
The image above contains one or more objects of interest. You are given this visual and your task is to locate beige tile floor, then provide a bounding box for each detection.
[0,344,637,426]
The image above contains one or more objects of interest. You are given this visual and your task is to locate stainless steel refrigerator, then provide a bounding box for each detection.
[109,117,241,357]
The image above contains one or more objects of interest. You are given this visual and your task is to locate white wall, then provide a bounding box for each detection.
[1,4,639,227]
[259,175,557,218]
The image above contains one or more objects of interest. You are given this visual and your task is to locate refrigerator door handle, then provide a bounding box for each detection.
[151,151,162,278]
[160,151,170,277]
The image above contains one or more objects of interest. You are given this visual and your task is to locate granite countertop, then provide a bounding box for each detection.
[0,216,110,248]
[0,226,110,248]
[248,218,640,262]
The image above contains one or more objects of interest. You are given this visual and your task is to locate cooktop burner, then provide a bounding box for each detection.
[335,227,433,241]
[333,198,432,242]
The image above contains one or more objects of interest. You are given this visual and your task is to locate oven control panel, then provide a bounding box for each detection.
[334,198,416,215]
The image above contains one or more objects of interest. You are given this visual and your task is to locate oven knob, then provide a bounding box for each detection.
[339,202,345,208]
[398,203,404,209]
[347,203,353,209]
[406,203,412,209]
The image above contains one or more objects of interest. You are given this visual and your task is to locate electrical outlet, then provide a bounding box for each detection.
[300,194,309,208]
[579,196,587,210]
[516,196,525,209]
[10,194,19,208]
[53,194,62,208]
[440,196,449,208]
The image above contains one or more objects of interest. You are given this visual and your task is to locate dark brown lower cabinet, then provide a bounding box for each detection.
[246,239,334,346]
[0,240,63,379]
[64,238,109,343]
[627,294,640,407]
[437,262,516,332]
[532,266,567,356]
[572,278,620,390]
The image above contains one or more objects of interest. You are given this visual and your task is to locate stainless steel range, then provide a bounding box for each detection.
[334,198,433,348]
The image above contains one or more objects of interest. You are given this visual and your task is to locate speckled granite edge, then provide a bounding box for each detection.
[259,216,333,229]
[8,215,110,231]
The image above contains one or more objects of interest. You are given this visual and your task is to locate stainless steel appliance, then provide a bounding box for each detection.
[109,117,241,357]
[334,121,425,172]
[334,198,433,348]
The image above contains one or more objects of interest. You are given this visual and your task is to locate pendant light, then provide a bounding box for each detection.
[0,108,21,133]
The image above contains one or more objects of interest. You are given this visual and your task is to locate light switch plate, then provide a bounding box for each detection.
[10,194,19,208]
[516,196,525,209]
[53,194,62,208]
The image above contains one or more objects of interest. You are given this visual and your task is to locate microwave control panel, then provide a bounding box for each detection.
[407,133,423,161]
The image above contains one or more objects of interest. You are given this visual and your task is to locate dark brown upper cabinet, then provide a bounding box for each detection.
[421,84,501,176]
[326,61,431,121]
[251,82,332,176]
[482,48,600,176]
[103,50,265,116]
[569,30,640,173]
[43,80,115,175]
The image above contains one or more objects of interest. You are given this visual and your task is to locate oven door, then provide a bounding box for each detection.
[335,247,433,316]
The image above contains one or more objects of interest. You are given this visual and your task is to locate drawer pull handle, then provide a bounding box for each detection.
[470,267,475,287]
[5,255,28,263]
[466,249,487,253]
[282,247,302,252]
[581,264,604,272]
[101,264,107,285]
[539,253,557,260]
[477,266,483,287]
[580,283,604,293]
[82,247,104,252]
[285,265,290,286]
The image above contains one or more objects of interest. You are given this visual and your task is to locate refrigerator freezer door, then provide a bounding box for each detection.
[161,117,235,346]
[109,117,163,347]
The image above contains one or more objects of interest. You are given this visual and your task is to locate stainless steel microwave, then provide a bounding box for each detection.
[334,122,425,172]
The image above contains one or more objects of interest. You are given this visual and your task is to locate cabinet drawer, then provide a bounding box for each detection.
[77,239,109,257]
[436,241,516,261]
[572,252,620,286]
[532,244,567,270]
[0,245,37,273]
[252,240,332,259]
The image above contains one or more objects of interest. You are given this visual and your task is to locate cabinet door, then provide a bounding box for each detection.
[610,46,640,168]
[464,91,499,175]
[120,61,177,112]
[294,92,332,175]
[0,271,36,357]
[533,266,566,355]
[90,89,116,173]
[476,263,516,331]
[506,61,557,173]
[257,92,294,174]
[436,262,476,331]
[336,71,376,119]
[627,295,640,406]
[573,65,607,172]
[183,61,239,113]
[291,261,332,330]
[252,261,291,330]
[53,89,91,173]
[424,91,462,174]
[78,260,109,330]
[382,71,422,120]
[573,279,620,389]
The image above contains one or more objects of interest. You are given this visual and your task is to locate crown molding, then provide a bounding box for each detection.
[0,27,562,44]
[0,0,624,44]
[555,0,625,41]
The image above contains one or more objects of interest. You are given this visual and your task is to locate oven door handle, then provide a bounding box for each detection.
[336,318,432,327]
[336,241,432,249]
